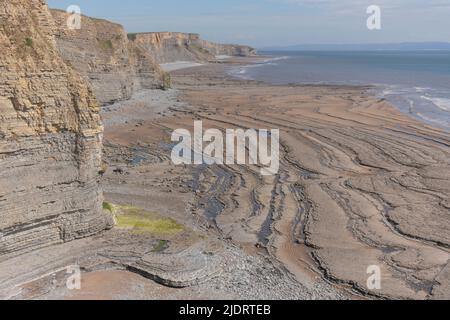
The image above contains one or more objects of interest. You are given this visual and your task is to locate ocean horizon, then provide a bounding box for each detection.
[229,50,450,131]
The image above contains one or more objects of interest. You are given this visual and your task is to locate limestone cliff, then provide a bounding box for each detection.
[129,32,256,64]
[200,39,257,58]
[0,0,112,256]
[51,10,168,105]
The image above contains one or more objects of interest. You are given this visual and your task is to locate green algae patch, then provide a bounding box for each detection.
[152,240,169,252]
[114,205,184,235]
[103,202,114,213]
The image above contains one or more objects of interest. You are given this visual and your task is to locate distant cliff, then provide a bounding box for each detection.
[0,1,256,258]
[51,9,168,105]
[129,32,257,64]
[50,13,255,104]
[0,0,112,256]
[200,39,257,58]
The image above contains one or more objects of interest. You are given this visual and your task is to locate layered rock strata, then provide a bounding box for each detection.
[200,39,257,57]
[51,10,168,105]
[129,32,256,64]
[0,0,112,257]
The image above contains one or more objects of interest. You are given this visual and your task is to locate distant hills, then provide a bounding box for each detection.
[261,42,450,51]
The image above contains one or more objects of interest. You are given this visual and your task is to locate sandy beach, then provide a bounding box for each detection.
[2,57,449,300]
[160,61,205,72]
[100,57,450,299]
[5,0,450,306]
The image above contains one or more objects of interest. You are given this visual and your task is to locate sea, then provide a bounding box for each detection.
[229,50,450,131]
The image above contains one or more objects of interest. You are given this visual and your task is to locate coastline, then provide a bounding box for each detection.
[98,57,450,299]
[160,61,205,72]
[1,57,449,300]
[167,58,450,299]
[229,53,450,132]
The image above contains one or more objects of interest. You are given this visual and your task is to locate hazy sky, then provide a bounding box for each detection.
[47,0,450,48]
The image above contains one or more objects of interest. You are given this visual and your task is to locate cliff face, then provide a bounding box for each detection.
[51,10,167,105]
[0,0,112,256]
[130,32,256,64]
[50,15,254,100]
[200,39,257,58]
[130,32,213,64]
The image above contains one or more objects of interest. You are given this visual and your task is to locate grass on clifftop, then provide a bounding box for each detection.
[110,204,184,236]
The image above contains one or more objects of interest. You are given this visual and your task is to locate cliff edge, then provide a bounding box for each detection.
[51,9,168,106]
[0,0,112,257]
[129,32,257,64]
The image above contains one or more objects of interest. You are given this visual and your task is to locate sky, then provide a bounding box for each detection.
[47,0,450,48]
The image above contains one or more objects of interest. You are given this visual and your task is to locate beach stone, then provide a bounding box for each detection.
[129,243,224,288]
